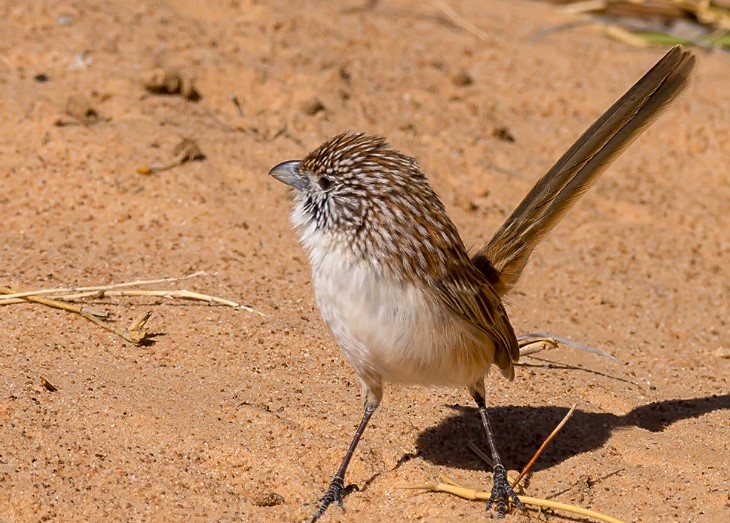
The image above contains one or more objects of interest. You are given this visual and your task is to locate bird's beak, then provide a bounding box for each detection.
[269,160,309,190]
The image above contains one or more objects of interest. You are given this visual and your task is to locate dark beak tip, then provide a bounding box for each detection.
[269,160,307,190]
[268,159,296,175]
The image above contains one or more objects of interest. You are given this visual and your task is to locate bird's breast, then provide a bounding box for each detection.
[308,243,494,388]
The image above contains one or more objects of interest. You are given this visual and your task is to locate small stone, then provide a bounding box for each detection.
[183,83,201,102]
[143,68,201,101]
[64,94,99,123]
[711,347,730,359]
[252,491,285,507]
[144,69,183,95]
[452,69,473,87]
[301,96,325,116]
[492,125,515,143]
[173,138,205,163]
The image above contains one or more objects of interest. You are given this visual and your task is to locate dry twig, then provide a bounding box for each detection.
[40,376,58,392]
[403,403,622,522]
[403,474,625,523]
[0,272,260,314]
[137,138,205,175]
[1,284,153,345]
[0,271,207,301]
[0,287,108,317]
[511,404,577,488]
[518,332,616,360]
[548,0,730,48]
[464,404,575,488]
[431,0,489,41]
[1,272,262,346]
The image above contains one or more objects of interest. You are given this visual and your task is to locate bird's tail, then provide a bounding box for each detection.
[472,46,695,296]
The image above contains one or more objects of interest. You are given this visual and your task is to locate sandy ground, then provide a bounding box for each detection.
[1,1,729,522]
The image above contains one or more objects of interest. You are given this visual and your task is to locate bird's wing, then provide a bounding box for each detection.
[434,268,519,380]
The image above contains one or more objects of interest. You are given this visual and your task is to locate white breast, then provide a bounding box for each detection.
[305,233,494,388]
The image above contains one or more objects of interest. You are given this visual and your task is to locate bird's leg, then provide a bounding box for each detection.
[311,403,377,522]
[471,390,525,519]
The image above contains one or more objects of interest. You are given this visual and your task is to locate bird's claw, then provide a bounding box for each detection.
[310,477,345,522]
[485,464,524,518]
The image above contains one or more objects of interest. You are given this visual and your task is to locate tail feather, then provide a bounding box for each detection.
[473,46,695,296]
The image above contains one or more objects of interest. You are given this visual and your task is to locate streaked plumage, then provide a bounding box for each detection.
[268,46,695,521]
[291,133,519,390]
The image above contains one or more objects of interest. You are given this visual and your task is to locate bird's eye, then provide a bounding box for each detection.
[318,176,332,190]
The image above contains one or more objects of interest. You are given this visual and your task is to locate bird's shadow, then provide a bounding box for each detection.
[415,394,730,472]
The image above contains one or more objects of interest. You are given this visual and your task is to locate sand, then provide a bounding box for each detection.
[1,1,728,522]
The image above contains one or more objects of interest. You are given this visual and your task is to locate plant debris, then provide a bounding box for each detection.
[137,138,205,175]
[53,94,103,126]
[541,0,730,48]
[40,376,58,392]
[0,272,262,347]
[143,68,202,101]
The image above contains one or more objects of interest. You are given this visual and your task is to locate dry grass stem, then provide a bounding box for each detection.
[517,335,560,357]
[74,306,152,346]
[519,332,616,360]
[1,272,262,346]
[549,0,730,48]
[137,138,205,175]
[465,403,577,489]
[511,404,577,488]
[124,311,153,345]
[17,289,147,345]
[412,404,614,520]
[559,0,610,15]
[600,23,652,47]
[0,272,262,315]
[402,473,625,523]
[467,440,494,468]
[40,376,58,392]
[0,287,109,318]
[55,289,262,314]
[431,0,489,41]
[0,271,207,301]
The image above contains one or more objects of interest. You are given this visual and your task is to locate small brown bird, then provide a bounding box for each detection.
[269,46,694,520]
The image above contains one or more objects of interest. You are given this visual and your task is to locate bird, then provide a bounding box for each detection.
[268,46,695,521]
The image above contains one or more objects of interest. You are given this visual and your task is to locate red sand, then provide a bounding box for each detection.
[1,1,728,521]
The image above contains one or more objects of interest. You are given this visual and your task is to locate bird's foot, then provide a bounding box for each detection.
[486,464,524,519]
[310,477,346,522]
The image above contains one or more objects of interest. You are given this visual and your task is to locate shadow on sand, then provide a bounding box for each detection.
[415,393,730,472]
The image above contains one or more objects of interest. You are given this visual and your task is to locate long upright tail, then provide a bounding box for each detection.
[472,45,695,296]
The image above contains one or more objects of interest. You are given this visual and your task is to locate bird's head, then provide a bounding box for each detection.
[268,132,467,277]
[269,132,428,233]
